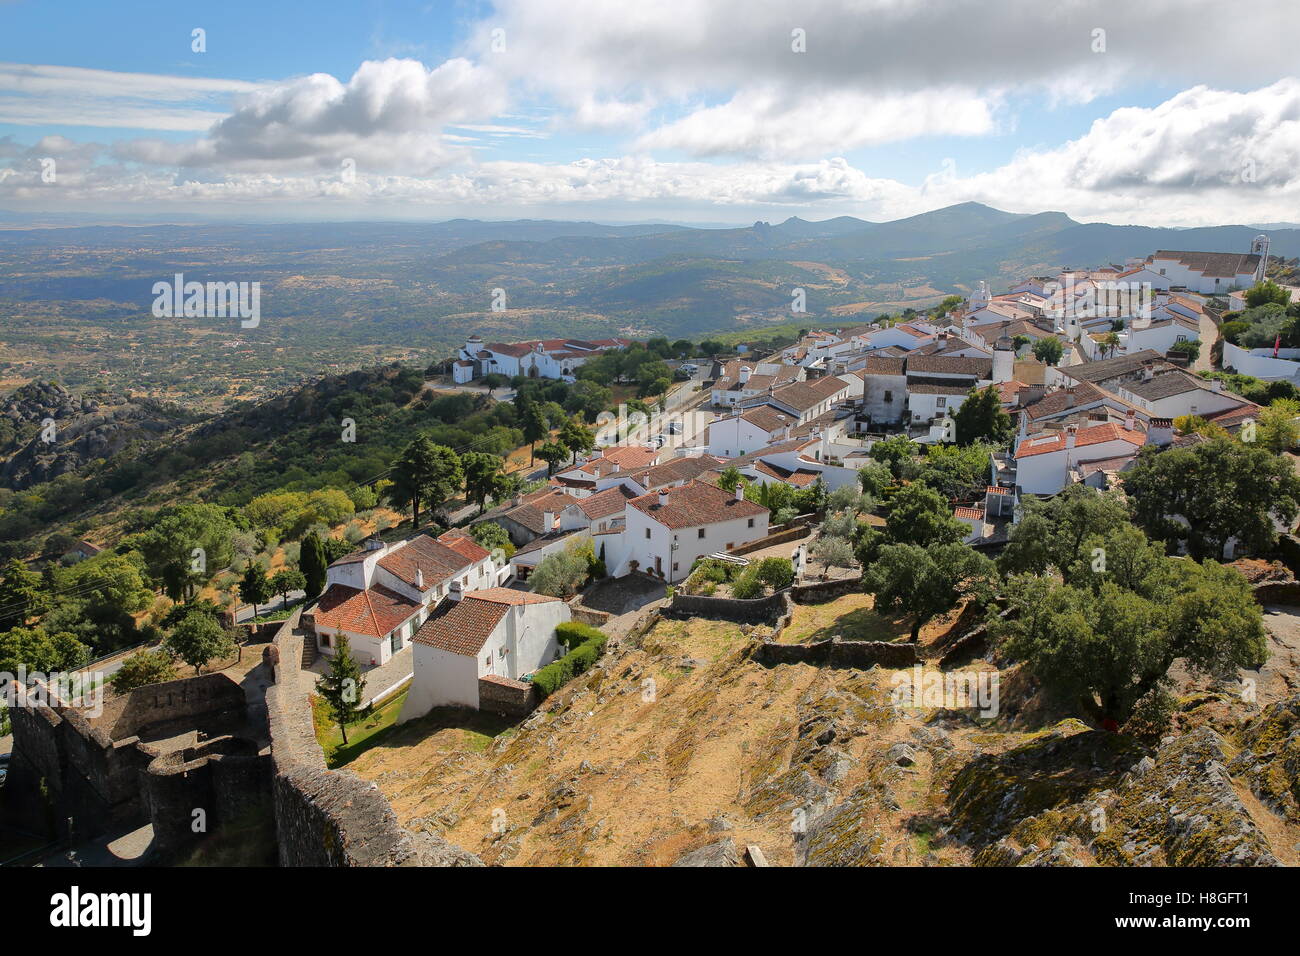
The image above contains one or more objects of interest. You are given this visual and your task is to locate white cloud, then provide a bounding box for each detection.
[636,86,998,158]
[0,62,258,131]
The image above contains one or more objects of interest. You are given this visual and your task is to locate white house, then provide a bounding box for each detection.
[309,531,503,668]
[619,480,769,582]
[706,405,800,458]
[457,335,630,381]
[403,588,572,716]
[1145,240,1267,294]
[1013,421,1149,495]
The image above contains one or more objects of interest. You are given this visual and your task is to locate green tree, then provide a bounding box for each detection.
[869,434,917,479]
[864,542,995,642]
[536,440,569,477]
[1255,398,1300,453]
[1168,338,1201,363]
[462,452,506,514]
[529,541,594,597]
[300,531,328,598]
[1032,336,1065,365]
[316,634,367,745]
[857,461,893,497]
[951,386,1013,447]
[716,466,745,492]
[0,626,87,674]
[1245,279,1293,308]
[269,568,306,604]
[110,648,178,693]
[240,562,273,619]
[165,610,235,676]
[522,404,549,463]
[559,418,596,464]
[0,558,48,630]
[1124,436,1300,559]
[994,560,1267,724]
[137,503,238,601]
[468,521,515,559]
[998,484,1131,580]
[390,437,463,527]
[885,483,966,549]
[810,535,855,578]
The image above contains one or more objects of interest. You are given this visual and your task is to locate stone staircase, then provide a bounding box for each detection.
[300,631,318,668]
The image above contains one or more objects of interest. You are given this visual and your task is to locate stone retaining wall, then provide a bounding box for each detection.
[728,524,812,556]
[790,575,864,603]
[664,589,789,623]
[752,636,918,669]
[478,674,538,717]
[1252,580,1300,605]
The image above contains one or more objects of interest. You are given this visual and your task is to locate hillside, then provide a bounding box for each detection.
[350,600,1300,866]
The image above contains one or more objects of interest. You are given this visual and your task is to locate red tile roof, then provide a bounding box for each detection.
[313,584,421,639]
[437,530,492,563]
[412,588,563,656]
[1014,423,1145,459]
[377,535,473,591]
[575,484,637,520]
[628,479,768,530]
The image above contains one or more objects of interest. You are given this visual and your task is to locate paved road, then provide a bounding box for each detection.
[423,380,517,403]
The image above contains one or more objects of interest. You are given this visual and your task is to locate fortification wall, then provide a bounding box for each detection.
[266,610,481,867]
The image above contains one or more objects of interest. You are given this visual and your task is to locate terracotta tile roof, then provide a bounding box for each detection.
[575,484,637,520]
[313,584,421,639]
[1149,250,1261,278]
[599,445,660,470]
[906,355,993,377]
[437,530,491,564]
[485,341,535,358]
[628,479,767,530]
[1059,350,1165,384]
[954,507,984,520]
[864,356,906,375]
[412,588,563,656]
[377,535,472,591]
[1025,382,1112,420]
[621,455,726,489]
[1014,423,1145,459]
[740,405,797,432]
[413,597,508,656]
[985,485,1011,496]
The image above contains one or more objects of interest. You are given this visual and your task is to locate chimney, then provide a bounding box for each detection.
[542,511,556,531]
[1125,408,1136,432]
[416,568,425,590]
[1147,417,1173,448]
[1064,424,1078,454]
[936,335,947,352]
[738,365,752,385]
[1141,361,1154,382]
[1064,387,1075,408]
[449,580,464,601]
[1018,408,1029,439]
[1211,378,1223,393]
[735,482,745,502]
[658,490,668,508]
[611,462,620,473]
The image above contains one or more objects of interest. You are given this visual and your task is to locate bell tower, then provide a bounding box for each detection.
[1251,235,1270,282]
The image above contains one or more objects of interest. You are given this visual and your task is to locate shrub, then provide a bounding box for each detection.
[568,642,599,674]
[530,627,609,699]
[755,556,795,591]
[730,568,765,599]
[556,620,605,649]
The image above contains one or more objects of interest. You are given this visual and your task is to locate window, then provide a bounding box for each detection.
[748,518,755,528]
[320,634,331,648]
[884,390,893,403]
[698,528,706,539]
[645,528,651,539]
[672,562,679,572]
[936,397,947,409]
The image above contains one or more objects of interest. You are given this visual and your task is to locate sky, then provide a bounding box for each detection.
[0,0,1298,227]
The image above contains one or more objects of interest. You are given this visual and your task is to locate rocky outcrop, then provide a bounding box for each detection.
[0,380,191,489]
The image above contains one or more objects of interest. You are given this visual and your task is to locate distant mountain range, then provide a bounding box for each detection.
[1,202,1297,397]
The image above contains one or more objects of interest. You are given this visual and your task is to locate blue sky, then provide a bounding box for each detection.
[1,0,1298,226]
